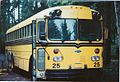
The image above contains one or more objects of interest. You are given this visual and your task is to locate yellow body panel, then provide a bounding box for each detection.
[6,44,32,71]
[36,46,103,70]
[61,6,92,19]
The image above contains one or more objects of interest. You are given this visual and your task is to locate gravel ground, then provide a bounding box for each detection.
[0,70,30,81]
[0,65,118,81]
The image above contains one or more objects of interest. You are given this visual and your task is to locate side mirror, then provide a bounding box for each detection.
[39,32,46,40]
[38,20,47,43]
[92,11,101,20]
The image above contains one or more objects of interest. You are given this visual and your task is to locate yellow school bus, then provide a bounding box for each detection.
[5,5,110,80]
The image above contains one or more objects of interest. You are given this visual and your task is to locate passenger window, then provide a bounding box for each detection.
[28,25,30,36]
[9,33,10,41]
[16,30,18,39]
[9,33,10,40]
[24,26,27,37]
[17,30,19,39]
[6,34,7,41]
[18,29,20,39]
[12,32,14,40]
[13,31,17,39]
[10,33,12,40]
[26,26,28,37]
[29,24,32,36]
[17,30,18,39]
[22,28,24,38]
[15,31,17,39]
[10,32,13,40]
[24,27,25,37]
[10,33,11,40]
[6,34,8,41]
[20,29,22,38]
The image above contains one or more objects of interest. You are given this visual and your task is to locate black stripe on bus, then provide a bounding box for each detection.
[5,38,103,47]
[5,37,32,46]
[36,43,103,47]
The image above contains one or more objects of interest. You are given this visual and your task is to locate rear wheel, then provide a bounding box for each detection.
[29,56,38,81]
[7,53,14,72]
[29,56,33,80]
[11,54,15,72]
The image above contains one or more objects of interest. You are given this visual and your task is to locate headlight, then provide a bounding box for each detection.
[91,56,100,61]
[53,56,63,62]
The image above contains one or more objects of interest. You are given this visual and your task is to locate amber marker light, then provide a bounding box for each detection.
[94,48,100,54]
[53,48,59,54]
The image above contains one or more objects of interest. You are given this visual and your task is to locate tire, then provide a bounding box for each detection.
[29,56,33,81]
[8,53,15,72]
[11,54,15,71]
[29,56,38,81]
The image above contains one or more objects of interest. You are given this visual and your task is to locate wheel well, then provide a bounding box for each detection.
[29,55,33,78]
[29,55,33,71]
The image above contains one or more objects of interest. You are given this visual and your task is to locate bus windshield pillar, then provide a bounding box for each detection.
[32,20,36,80]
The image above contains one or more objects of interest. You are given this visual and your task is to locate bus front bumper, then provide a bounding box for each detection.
[45,69,100,79]
[36,68,102,80]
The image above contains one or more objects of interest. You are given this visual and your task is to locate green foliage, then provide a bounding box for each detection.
[0,0,48,29]
[20,0,33,20]
[47,0,73,7]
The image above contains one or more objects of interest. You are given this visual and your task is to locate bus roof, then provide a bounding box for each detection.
[6,5,98,34]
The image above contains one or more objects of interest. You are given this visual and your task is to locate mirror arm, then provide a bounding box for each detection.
[40,40,48,46]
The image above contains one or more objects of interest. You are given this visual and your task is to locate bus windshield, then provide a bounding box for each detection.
[48,19,77,41]
[48,19,102,41]
[78,19,102,41]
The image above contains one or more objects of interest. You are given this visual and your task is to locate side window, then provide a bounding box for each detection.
[26,26,28,37]
[9,33,10,41]
[12,32,13,40]
[6,34,8,41]
[17,30,19,39]
[28,24,32,36]
[18,29,20,39]
[16,30,18,39]
[20,28,22,38]
[13,31,15,39]
[7,34,9,41]
[6,35,7,41]
[10,33,11,40]
[15,31,17,39]
[10,33,12,40]
[21,28,24,38]
[23,27,25,38]
[26,25,29,37]
[24,26,27,37]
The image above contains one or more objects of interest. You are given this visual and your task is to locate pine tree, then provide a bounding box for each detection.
[48,20,61,39]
